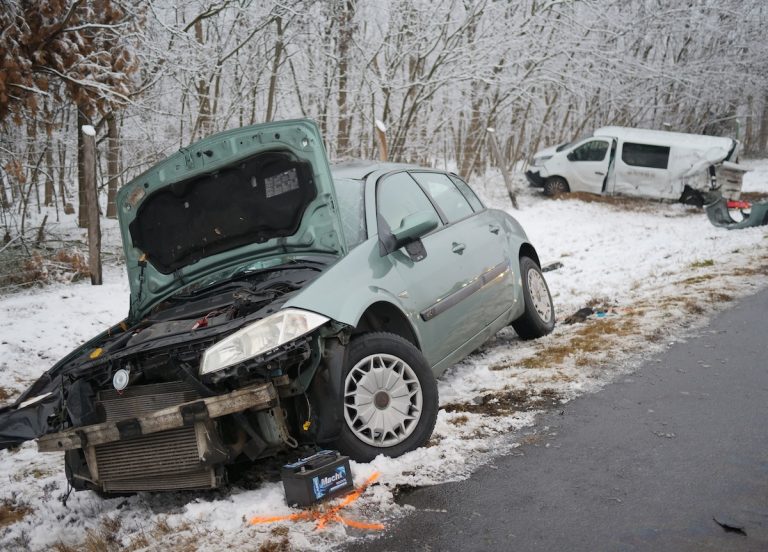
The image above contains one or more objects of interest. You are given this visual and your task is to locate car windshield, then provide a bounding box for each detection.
[333,178,367,248]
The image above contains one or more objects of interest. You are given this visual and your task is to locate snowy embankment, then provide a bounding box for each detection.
[1,162,767,551]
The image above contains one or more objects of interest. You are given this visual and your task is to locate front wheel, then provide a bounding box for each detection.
[543,176,569,196]
[512,256,556,339]
[334,332,438,462]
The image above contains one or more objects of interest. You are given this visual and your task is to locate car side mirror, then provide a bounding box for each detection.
[566,151,575,161]
[392,210,439,250]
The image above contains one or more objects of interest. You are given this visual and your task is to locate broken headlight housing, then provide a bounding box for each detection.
[200,308,328,375]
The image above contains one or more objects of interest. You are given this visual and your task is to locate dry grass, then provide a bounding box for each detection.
[494,317,640,372]
[0,498,32,527]
[448,414,469,426]
[257,526,292,552]
[679,274,715,286]
[550,191,662,211]
[0,248,90,290]
[0,386,11,401]
[442,387,562,417]
[732,263,768,277]
[689,259,715,268]
[708,292,733,303]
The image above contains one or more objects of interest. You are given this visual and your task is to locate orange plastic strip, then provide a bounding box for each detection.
[248,471,384,531]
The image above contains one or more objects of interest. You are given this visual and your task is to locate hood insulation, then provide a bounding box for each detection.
[129,151,317,274]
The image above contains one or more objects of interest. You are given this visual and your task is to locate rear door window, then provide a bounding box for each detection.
[621,142,670,169]
[448,175,484,212]
[377,172,440,233]
[410,172,473,223]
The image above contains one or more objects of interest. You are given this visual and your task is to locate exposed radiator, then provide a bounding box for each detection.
[97,381,200,421]
[88,381,221,492]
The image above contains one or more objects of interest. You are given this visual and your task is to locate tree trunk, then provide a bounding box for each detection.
[757,92,768,155]
[27,118,41,214]
[82,125,102,285]
[265,16,283,122]
[488,131,517,209]
[335,1,356,157]
[44,139,55,207]
[744,95,754,154]
[106,111,120,218]
[77,109,89,228]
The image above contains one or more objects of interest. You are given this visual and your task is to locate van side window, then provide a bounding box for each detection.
[569,140,609,162]
[621,143,670,169]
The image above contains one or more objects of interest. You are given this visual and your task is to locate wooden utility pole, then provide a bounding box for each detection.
[82,125,102,285]
[487,127,518,209]
[375,119,388,161]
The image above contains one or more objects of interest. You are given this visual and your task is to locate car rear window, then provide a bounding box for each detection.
[448,175,484,212]
[621,142,670,169]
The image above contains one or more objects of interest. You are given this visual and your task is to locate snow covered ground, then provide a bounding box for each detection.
[1,164,767,551]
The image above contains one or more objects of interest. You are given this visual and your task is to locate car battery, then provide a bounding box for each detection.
[281,450,354,508]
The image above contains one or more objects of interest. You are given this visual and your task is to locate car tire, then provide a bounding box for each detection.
[334,332,438,462]
[543,176,569,196]
[512,256,556,340]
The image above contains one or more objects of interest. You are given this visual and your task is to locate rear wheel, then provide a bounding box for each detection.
[512,256,556,339]
[543,176,569,196]
[335,332,438,462]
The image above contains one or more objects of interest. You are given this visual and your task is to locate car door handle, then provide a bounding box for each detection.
[452,242,466,254]
[488,224,501,234]
[595,171,605,175]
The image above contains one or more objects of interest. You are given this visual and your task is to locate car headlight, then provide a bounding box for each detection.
[533,155,552,166]
[200,308,329,375]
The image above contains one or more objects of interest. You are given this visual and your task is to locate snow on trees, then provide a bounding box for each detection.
[1,0,768,288]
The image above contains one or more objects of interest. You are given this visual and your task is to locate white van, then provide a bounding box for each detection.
[526,126,747,203]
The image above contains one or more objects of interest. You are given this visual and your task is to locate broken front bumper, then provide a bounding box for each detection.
[38,382,277,452]
[525,170,545,187]
[39,382,282,493]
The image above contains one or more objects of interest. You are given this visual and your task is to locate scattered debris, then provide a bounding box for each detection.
[564,307,594,325]
[542,261,563,272]
[250,471,384,532]
[713,517,747,536]
[705,196,768,229]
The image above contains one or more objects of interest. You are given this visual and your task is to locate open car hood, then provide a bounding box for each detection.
[118,119,347,322]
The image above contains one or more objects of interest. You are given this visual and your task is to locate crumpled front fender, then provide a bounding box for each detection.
[0,392,61,450]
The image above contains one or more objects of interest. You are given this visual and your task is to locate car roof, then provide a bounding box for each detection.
[331,160,419,181]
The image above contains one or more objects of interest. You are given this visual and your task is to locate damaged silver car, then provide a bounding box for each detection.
[0,119,554,494]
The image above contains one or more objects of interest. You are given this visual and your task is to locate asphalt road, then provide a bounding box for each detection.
[347,287,768,552]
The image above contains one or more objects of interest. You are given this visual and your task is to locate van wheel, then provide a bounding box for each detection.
[679,185,704,207]
[512,256,555,339]
[543,177,569,196]
[335,332,438,462]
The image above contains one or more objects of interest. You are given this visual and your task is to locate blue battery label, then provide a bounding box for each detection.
[312,466,349,499]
